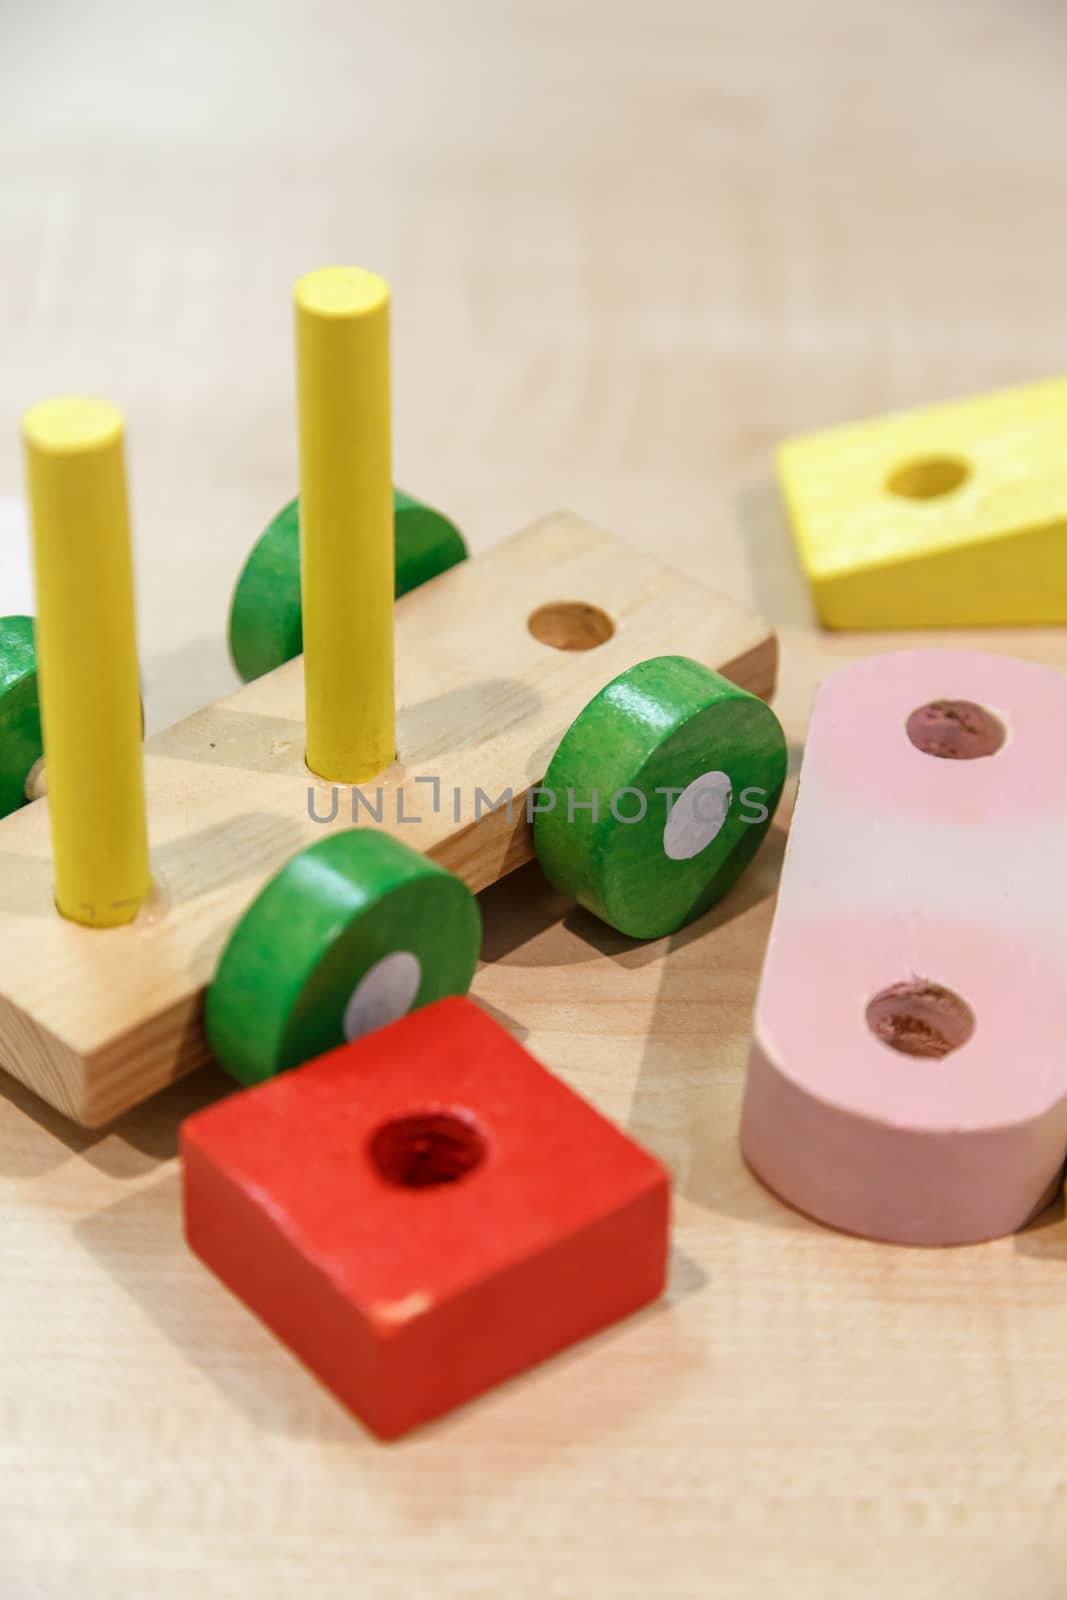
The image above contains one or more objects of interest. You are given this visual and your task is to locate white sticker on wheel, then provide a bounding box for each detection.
[663,770,733,861]
[343,950,422,1041]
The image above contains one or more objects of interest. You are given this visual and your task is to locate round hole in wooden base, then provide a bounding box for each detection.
[368,1110,488,1189]
[905,699,1006,760]
[865,980,976,1059]
[527,601,615,651]
[886,455,970,500]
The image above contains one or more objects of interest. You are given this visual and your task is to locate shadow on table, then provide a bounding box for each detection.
[75,1167,702,1467]
[1013,1190,1067,1266]
[734,473,816,633]
[537,816,818,1239]
[630,829,821,1237]
[0,1061,230,1181]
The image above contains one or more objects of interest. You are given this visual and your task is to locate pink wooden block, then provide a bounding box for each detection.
[741,649,1067,1246]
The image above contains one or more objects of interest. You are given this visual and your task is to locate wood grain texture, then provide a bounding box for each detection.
[3,1,1067,1596]
[0,512,774,1125]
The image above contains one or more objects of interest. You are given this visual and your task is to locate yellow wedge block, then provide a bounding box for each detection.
[778,375,1067,629]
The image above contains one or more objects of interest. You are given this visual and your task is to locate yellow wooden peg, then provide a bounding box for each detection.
[21,398,150,927]
[777,375,1067,629]
[295,266,395,782]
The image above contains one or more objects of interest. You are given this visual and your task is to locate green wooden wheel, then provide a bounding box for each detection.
[228,489,468,682]
[0,616,42,819]
[205,830,482,1086]
[392,490,468,595]
[533,656,787,940]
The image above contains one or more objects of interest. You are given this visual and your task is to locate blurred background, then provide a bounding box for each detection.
[1,0,1065,727]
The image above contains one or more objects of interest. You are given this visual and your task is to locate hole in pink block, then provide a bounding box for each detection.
[866,980,976,1060]
[906,700,1005,761]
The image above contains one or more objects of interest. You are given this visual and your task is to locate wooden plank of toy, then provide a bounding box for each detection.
[0,510,776,1125]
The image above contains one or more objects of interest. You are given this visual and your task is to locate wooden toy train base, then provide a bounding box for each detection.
[0,511,776,1126]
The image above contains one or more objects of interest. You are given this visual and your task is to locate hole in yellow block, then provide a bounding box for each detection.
[886,455,971,500]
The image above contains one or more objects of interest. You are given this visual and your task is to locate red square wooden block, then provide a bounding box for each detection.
[181,996,670,1439]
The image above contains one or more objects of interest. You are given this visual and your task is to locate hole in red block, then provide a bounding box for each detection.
[368,1110,488,1189]
[866,980,976,1060]
[905,699,1005,761]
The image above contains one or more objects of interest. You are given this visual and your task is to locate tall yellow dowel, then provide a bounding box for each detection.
[22,398,150,928]
[295,266,395,782]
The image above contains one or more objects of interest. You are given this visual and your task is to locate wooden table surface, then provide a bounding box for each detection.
[3,2,1067,1595]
